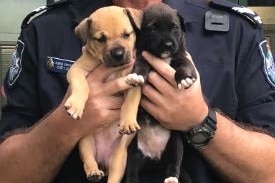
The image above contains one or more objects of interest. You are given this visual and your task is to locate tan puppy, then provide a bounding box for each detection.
[65,6,142,183]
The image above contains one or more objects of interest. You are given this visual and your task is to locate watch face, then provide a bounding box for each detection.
[191,132,209,144]
[186,108,217,147]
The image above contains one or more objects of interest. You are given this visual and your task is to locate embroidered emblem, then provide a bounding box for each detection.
[259,40,275,88]
[47,57,74,74]
[8,40,25,86]
[47,57,55,69]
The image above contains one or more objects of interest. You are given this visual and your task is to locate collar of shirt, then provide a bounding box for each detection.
[69,0,112,26]
[165,0,210,23]
[69,0,210,27]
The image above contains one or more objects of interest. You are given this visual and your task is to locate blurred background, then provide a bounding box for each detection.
[0,0,275,114]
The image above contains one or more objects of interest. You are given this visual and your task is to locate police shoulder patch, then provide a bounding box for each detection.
[210,0,263,28]
[8,40,25,87]
[259,40,275,88]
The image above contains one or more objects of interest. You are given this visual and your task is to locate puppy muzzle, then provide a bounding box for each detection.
[103,46,131,67]
[155,39,176,58]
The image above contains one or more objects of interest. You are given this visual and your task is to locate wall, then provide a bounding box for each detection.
[250,7,275,54]
[250,7,275,25]
[0,0,46,114]
[0,0,46,42]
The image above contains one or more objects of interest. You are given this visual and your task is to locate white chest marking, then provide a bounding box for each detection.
[137,124,170,159]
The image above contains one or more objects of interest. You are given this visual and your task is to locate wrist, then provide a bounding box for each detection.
[45,105,82,144]
[185,107,217,148]
[185,102,209,131]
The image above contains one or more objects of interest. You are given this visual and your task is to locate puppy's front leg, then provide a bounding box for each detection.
[174,55,197,90]
[65,62,89,119]
[65,48,100,119]
[79,135,105,182]
[108,134,136,183]
[120,86,142,134]
[119,57,151,134]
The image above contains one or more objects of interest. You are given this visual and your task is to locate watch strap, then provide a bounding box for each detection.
[185,107,217,148]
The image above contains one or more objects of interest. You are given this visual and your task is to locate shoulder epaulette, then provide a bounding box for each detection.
[209,0,263,28]
[21,0,71,29]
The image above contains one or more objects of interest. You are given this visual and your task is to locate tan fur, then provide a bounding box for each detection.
[120,87,142,133]
[64,6,142,183]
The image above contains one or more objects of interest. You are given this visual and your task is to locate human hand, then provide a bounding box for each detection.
[63,61,134,135]
[140,51,208,131]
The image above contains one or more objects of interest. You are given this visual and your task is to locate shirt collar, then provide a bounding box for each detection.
[69,0,112,25]
[70,0,210,25]
[165,0,210,23]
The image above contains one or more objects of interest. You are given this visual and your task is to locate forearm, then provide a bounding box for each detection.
[0,106,81,183]
[200,112,275,183]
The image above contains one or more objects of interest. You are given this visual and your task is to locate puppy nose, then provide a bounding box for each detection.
[111,47,125,61]
[165,41,173,50]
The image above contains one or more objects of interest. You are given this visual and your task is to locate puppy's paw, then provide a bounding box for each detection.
[87,170,105,182]
[177,77,196,90]
[164,177,179,183]
[119,120,140,134]
[64,95,86,120]
[125,73,144,87]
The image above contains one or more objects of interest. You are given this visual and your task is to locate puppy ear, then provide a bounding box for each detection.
[74,17,92,43]
[124,8,143,32]
[177,13,186,32]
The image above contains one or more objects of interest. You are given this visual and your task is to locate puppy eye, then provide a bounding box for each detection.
[145,26,157,32]
[123,32,131,39]
[150,28,157,32]
[152,24,161,32]
[170,24,179,30]
[94,35,107,43]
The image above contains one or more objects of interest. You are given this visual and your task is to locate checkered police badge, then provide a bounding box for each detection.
[259,40,275,88]
[8,40,25,86]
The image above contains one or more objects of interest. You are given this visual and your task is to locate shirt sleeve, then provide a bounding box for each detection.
[236,24,275,134]
[0,24,41,138]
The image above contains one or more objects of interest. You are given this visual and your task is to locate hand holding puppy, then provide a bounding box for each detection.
[140,51,209,131]
[63,62,134,136]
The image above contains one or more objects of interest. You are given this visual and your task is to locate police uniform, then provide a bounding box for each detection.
[1,0,275,182]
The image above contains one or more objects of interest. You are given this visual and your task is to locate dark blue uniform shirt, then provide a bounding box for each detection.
[1,0,275,182]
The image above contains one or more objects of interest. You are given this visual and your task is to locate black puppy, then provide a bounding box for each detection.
[124,3,196,183]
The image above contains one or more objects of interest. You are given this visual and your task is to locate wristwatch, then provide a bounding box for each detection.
[185,108,217,148]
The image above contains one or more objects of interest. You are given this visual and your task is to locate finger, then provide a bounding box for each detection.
[87,60,134,82]
[140,96,159,120]
[147,71,176,94]
[142,84,163,106]
[102,76,134,95]
[142,51,176,86]
[106,96,125,110]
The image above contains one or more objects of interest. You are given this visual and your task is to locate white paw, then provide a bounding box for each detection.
[64,96,86,120]
[126,73,144,86]
[164,177,179,183]
[178,77,196,90]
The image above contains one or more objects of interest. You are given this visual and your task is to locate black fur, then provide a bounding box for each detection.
[125,3,196,183]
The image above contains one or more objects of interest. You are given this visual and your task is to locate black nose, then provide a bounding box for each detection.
[111,47,125,61]
[164,41,173,50]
